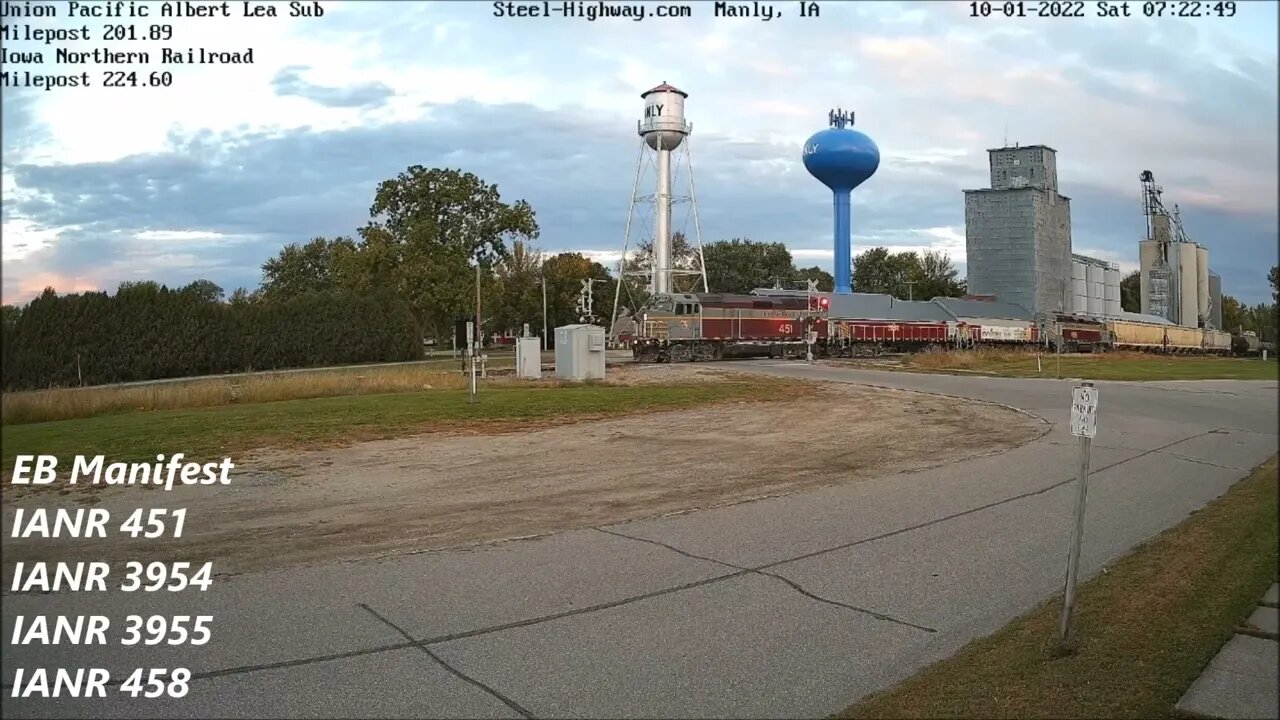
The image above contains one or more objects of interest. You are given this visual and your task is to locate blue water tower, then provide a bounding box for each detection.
[803,109,880,294]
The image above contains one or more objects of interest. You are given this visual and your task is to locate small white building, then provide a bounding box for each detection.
[554,324,606,381]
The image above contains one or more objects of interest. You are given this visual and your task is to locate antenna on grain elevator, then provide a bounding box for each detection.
[611,82,708,331]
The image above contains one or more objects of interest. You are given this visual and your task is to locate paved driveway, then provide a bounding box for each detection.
[4,363,1276,718]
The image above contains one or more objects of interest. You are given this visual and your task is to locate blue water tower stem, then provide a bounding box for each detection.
[833,189,851,294]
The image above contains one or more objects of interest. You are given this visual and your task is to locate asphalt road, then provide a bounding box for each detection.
[3,362,1276,718]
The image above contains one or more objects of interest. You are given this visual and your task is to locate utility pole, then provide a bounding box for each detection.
[904,280,917,301]
[541,276,549,352]
[471,264,481,403]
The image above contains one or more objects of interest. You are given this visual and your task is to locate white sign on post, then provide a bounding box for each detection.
[1070,385,1098,439]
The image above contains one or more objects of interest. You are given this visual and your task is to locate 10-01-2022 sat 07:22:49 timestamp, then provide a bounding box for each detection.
[969,1,1237,17]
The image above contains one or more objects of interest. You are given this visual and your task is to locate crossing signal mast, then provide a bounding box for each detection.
[577,278,603,323]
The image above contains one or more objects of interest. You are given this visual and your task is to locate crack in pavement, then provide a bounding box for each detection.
[358,603,534,719]
[2,427,1230,695]
[595,527,937,633]
[1161,453,1250,471]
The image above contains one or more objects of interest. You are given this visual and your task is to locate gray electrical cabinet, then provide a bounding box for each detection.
[554,324,606,380]
[515,336,542,379]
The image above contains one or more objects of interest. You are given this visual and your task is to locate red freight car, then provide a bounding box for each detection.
[823,320,951,356]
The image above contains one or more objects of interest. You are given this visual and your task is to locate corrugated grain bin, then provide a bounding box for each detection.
[1104,268,1121,316]
[1178,243,1199,326]
[1196,246,1209,322]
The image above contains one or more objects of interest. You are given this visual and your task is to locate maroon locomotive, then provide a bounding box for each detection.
[628,292,827,362]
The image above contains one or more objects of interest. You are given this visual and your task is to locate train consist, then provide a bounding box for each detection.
[621,291,1240,362]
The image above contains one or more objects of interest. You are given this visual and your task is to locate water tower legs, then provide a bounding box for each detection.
[654,147,672,295]
[833,189,852,294]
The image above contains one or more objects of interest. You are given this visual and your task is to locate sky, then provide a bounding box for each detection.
[2,0,1277,306]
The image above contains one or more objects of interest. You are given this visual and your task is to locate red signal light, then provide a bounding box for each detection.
[819,297,829,309]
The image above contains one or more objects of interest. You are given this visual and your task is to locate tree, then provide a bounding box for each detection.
[370,166,538,267]
[1221,295,1246,334]
[260,237,358,299]
[542,253,612,331]
[701,238,794,294]
[625,231,702,294]
[361,167,538,339]
[1120,270,1141,312]
[853,247,908,295]
[912,249,964,300]
[491,240,545,337]
[1270,264,1279,305]
[228,288,258,306]
[180,279,224,303]
[851,247,962,299]
[794,266,834,292]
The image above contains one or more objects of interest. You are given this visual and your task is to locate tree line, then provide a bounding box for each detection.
[1,281,420,391]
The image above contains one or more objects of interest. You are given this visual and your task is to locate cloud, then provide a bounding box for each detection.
[2,0,1276,307]
[270,66,395,108]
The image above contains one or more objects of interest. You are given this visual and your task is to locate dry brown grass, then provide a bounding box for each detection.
[0,362,739,426]
[1,364,496,425]
[909,347,1159,371]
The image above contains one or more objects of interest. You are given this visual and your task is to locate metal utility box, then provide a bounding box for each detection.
[554,324,606,380]
[515,337,542,379]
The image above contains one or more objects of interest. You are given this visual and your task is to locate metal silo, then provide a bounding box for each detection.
[1104,266,1121,316]
[1178,242,1198,326]
[1072,259,1088,314]
[1196,245,1209,325]
[1208,271,1222,329]
[1086,263,1103,316]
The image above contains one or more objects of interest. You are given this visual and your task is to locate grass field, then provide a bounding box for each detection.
[1,379,810,471]
[1,363,509,425]
[898,349,1280,381]
[843,456,1279,719]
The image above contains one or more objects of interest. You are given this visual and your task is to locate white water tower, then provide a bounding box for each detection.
[612,82,708,323]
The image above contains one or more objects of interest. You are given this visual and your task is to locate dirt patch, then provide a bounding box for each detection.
[1,381,1044,580]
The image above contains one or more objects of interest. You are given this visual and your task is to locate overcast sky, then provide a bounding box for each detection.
[2,0,1277,306]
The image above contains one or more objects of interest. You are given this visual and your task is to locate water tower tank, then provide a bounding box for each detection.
[639,83,689,151]
[803,110,880,294]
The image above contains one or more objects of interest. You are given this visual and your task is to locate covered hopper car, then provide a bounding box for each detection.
[1108,319,1231,355]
